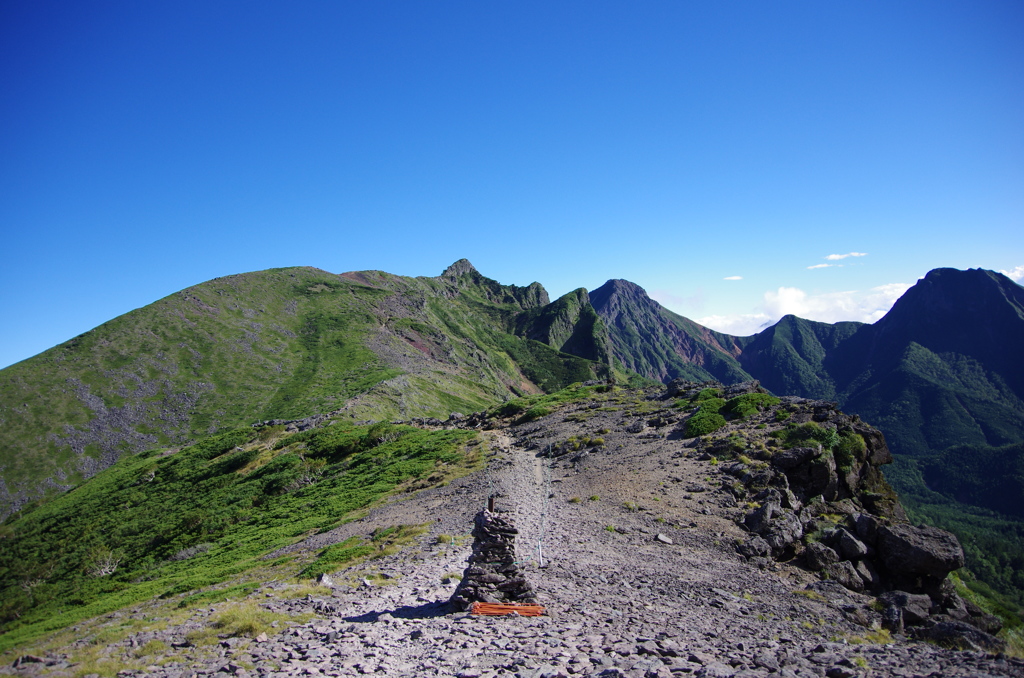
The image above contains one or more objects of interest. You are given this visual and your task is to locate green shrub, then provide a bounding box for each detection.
[834,432,867,472]
[722,393,780,419]
[495,399,530,417]
[696,388,723,402]
[698,397,727,414]
[685,412,727,437]
[518,406,552,423]
[779,422,840,450]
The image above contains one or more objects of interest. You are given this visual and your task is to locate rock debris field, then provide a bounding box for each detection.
[7,386,1023,678]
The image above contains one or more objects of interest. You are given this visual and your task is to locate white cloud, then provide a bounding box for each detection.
[697,281,912,336]
[723,276,743,281]
[696,313,773,337]
[807,264,833,270]
[825,252,868,261]
[1000,265,1024,282]
[650,288,706,312]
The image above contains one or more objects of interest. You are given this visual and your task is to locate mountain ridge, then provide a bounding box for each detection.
[0,262,606,513]
[4,263,1023,514]
[4,263,1024,606]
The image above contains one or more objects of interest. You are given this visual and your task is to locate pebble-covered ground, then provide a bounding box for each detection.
[5,394,1023,678]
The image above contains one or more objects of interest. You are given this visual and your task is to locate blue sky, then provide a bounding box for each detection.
[2,1,1022,368]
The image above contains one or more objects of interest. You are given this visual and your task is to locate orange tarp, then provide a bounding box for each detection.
[470,602,546,617]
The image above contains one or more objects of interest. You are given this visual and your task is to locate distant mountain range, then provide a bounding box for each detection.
[593,267,1024,463]
[2,262,1023,521]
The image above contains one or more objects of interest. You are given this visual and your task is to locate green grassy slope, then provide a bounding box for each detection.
[0,420,482,649]
[734,315,864,400]
[515,288,612,365]
[0,261,611,515]
[0,381,608,650]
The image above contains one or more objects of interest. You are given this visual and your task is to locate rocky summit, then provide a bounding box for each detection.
[6,382,1020,677]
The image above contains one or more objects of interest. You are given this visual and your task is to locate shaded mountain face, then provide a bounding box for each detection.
[589,279,748,384]
[731,315,864,401]
[867,268,1024,394]
[830,269,1024,459]
[514,288,612,366]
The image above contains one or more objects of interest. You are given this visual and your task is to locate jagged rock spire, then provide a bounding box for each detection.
[441,259,478,278]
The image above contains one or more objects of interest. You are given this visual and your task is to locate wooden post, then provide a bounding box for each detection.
[488,495,495,512]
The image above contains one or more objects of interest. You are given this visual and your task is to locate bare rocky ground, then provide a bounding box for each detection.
[5,390,1023,678]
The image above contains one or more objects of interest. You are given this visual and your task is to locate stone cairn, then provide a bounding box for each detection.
[449,504,538,611]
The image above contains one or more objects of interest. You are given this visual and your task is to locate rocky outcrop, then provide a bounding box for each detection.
[449,509,538,611]
[658,383,1010,651]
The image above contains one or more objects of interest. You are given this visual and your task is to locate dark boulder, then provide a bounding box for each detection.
[878,590,932,624]
[854,559,882,591]
[910,621,1006,653]
[821,560,864,591]
[770,446,821,470]
[804,542,840,572]
[736,535,771,560]
[877,524,965,578]
[853,513,880,547]
[964,599,1004,635]
[835,529,869,560]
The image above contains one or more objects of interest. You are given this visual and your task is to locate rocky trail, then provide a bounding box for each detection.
[6,385,1023,678]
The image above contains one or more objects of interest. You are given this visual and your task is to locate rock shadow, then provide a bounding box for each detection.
[343,599,451,622]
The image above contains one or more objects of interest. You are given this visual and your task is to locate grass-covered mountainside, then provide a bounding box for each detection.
[0,383,610,651]
[0,415,482,650]
[0,261,620,515]
[3,261,1023,604]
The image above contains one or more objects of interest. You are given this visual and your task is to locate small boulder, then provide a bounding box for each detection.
[881,604,904,634]
[853,513,880,547]
[736,535,771,559]
[804,542,840,572]
[854,559,882,591]
[878,590,932,624]
[821,560,864,592]
[835,529,869,560]
[770,446,821,470]
[964,599,1004,635]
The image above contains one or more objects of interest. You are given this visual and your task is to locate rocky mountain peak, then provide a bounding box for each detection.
[589,278,656,311]
[440,258,478,278]
[887,267,1024,320]
[869,267,1024,391]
